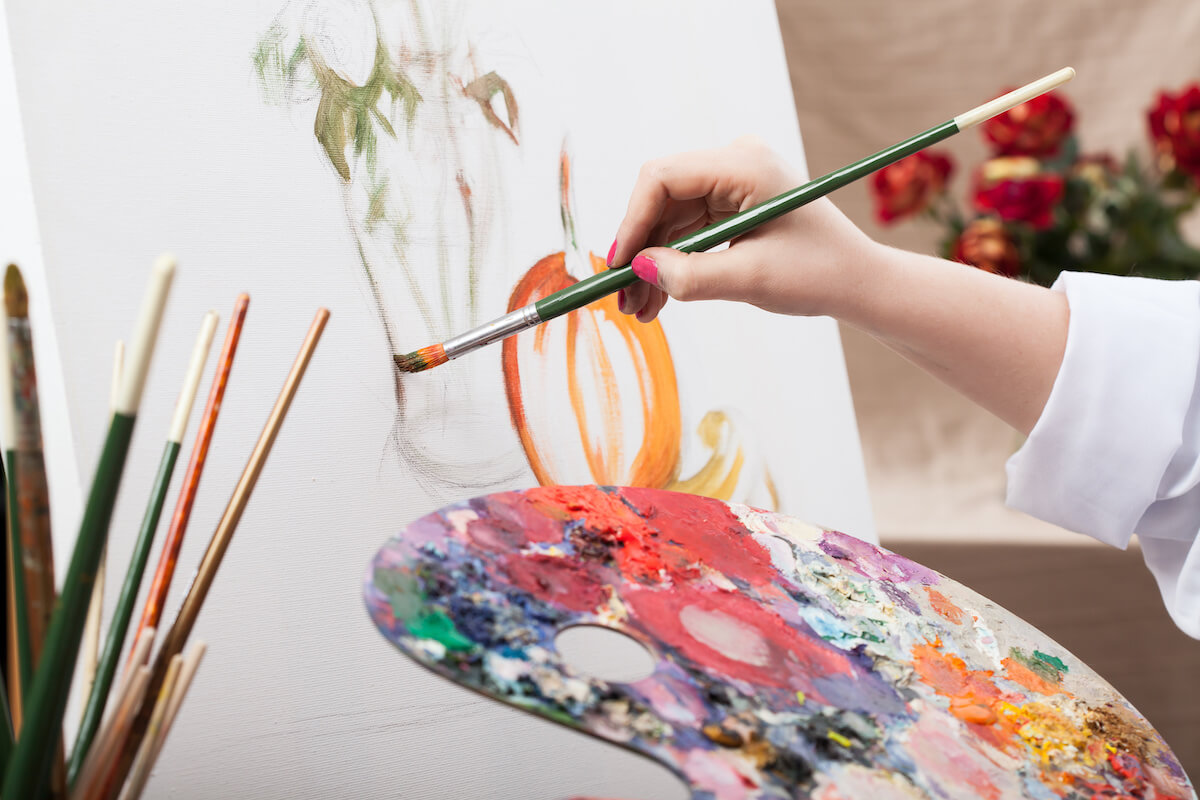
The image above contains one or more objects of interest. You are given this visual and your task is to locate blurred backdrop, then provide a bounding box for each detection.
[776,0,1200,772]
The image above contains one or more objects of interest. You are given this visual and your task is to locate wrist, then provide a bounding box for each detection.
[820,236,895,326]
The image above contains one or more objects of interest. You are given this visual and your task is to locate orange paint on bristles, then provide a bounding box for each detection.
[394,344,447,373]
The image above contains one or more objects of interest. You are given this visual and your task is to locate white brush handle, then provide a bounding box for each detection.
[115,254,177,416]
[167,311,218,444]
[954,67,1075,130]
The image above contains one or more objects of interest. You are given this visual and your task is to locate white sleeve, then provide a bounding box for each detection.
[1005,271,1200,638]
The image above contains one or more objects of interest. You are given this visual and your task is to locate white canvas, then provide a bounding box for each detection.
[2,1,873,797]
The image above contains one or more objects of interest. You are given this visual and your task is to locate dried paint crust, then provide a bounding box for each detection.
[364,486,1194,799]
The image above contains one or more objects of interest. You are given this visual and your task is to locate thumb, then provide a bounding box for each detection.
[631,246,747,303]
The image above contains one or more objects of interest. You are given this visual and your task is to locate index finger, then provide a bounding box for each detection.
[610,148,742,268]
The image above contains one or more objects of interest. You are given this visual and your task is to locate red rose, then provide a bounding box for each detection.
[982,89,1074,158]
[952,219,1021,277]
[870,150,954,224]
[972,160,1063,229]
[1148,84,1200,181]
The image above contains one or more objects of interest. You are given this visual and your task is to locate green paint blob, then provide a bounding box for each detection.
[374,568,423,620]
[407,608,475,652]
[1009,646,1063,683]
[1033,650,1068,673]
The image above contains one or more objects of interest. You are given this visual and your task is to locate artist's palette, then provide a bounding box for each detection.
[364,486,1194,799]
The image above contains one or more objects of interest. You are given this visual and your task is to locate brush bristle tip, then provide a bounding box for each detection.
[4,264,28,319]
[393,344,447,373]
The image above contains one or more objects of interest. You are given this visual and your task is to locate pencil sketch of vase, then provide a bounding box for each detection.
[255,0,530,498]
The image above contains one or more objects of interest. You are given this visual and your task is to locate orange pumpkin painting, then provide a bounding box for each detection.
[502,149,778,507]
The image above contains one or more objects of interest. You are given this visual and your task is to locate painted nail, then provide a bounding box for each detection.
[631,254,658,286]
[606,239,618,267]
[617,288,627,312]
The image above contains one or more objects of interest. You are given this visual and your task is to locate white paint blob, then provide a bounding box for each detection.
[679,605,771,667]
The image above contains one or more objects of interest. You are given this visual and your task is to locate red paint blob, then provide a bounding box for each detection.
[501,552,610,613]
[625,584,853,701]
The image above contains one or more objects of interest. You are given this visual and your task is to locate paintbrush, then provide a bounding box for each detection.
[78,342,124,729]
[394,67,1076,373]
[114,653,181,800]
[127,296,247,665]
[5,263,71,797]
[117,640,204,800]
[69,312,217,785]
[1,255,175,799]
[0,279,31,734]
[5,264,56,676]
[69,627,155,800]
[103,307,329,798]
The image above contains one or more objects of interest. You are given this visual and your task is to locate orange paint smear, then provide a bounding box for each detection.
[502,253,681,489]
[1002,657,1061,696]
[911,642,1022,750]
[924,587,965,625]
[502,253,570,487]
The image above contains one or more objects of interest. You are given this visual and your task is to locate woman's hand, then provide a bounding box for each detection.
[607,136,879,322]
[607,136,1069,435]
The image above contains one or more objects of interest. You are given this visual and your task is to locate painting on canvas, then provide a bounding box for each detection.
[2,1,872,796]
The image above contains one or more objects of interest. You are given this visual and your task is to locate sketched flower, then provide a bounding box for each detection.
[870,150,954,224]
[972,157,1063,229]
[952,219,1021,277]
[982,89,1074,158]
[1148,83,1200,181]
[300,0,378,87]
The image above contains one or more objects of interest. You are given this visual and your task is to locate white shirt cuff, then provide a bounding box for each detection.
[1006,272,1200,548]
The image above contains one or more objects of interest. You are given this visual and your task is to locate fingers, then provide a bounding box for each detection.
[639,246,751,303]
[608,147,754,268]
[618,246,751,322]
[619,280,653,316]
[608,137,798,322]
[636,287,668,323]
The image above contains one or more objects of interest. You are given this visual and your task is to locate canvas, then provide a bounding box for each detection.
[2,0,871,796]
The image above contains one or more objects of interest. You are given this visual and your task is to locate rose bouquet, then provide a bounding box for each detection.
[871,83,1200,285]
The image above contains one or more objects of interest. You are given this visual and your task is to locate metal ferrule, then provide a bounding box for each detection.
[443,304,543,360]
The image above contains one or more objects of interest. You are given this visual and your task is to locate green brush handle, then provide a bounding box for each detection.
[2,412,135,795]
[534,119,958,322]
[68,438,181,785]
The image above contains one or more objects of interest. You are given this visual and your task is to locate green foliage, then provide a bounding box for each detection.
[252,24,309,106]
[252,25,423,182]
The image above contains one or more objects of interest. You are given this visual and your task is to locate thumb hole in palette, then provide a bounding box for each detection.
[555,624,655,683]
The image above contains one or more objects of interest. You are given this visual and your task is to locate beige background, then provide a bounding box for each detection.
[776,0,1200,772]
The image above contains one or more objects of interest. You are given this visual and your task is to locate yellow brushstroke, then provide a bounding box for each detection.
[669,410,745,500]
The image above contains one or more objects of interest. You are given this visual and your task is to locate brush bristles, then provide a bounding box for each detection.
[393,344,448,373]
[4,264,28,319]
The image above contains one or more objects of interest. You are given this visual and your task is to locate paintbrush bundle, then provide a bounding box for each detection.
[0,256,329,799]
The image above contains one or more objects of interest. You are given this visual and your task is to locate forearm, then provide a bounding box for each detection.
[835,243,1069,435]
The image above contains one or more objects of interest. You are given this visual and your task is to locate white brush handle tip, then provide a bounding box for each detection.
[167,310,218,443]
[954,67,1075,130]
[115,254,177,416]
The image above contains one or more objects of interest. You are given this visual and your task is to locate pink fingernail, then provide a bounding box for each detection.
[617,288,627,312]
[631,254,658,286]
[606,239,618,267]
